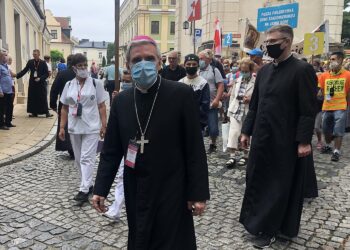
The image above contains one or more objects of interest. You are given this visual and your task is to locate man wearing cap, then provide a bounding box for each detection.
[92,35,210,249]
[247,48,264,72]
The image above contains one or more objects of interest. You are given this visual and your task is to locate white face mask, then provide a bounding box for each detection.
[329,61,340,71]
[76,68,89,78]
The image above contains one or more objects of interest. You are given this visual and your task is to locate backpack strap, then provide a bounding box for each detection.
[92,79,96,88]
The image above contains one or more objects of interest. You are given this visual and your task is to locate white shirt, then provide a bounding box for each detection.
[60,77,108,134]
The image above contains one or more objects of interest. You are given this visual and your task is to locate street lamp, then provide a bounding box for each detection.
[115,0,120,91]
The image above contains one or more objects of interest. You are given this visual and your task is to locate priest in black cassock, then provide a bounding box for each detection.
[92,35,210,250]
[50,54,75,158]
[239,25,318,249]
[16,49,52,117]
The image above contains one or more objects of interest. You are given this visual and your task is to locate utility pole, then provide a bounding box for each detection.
[115,0,120,91]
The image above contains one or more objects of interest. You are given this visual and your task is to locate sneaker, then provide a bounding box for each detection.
[321,145,332,154]
[331,152,340,162]
[252,235,276,249]
[73,191,88,202]
[207,144,217,154]
[225,158,236,169]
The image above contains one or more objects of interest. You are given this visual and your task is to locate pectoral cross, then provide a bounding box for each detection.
[137,135,149,154]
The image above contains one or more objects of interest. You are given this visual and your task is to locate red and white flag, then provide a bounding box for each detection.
[187,0,201,21]
[213,18,222,56]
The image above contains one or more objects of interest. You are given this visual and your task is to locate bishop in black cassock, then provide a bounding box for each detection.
[93,76,210,249]
[16,51,50,116]
[239,55,318,238]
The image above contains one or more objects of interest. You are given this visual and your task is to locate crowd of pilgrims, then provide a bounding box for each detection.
[1,24,350,249]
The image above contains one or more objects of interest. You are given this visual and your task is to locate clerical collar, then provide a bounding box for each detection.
[136,76,160,94]
[273,54,293,67]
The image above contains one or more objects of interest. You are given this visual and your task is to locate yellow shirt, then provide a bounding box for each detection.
[318,70,350,111]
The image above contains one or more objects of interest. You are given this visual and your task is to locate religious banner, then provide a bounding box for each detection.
[213,18,222,55]
[304,32,325,56]
[187,0,201,21]
[242,20,329,57]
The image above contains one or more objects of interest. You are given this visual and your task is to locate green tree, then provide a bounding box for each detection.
[342,0,350,48]
[102,56,107,67]
[107,43,115,64]
[50,49,64,63]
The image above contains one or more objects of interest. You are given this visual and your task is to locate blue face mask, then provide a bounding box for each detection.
[131,60,158,90]
[241,72,251,79]
[199,60,207,70]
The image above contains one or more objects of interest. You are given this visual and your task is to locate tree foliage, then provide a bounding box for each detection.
[343,0,350,47]
[102,56,107,67]
[50,50,64,63]
[107,43,115,64]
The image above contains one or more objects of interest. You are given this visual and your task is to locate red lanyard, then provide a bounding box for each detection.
[77,84,84,102]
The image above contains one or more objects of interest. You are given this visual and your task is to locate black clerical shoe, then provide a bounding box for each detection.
[252,234,276,249]
[73,191,89,202]
[46,113,53,118]
[207,144,217,154]
[0,126,9,130]
[6,123,16,128]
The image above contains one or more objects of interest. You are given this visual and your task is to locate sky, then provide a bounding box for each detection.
[45,0,125,42]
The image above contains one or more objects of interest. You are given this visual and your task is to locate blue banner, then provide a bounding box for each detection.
[257,3,299,32]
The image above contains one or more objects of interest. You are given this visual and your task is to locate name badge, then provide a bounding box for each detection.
[125,140,139,169]
[34,71,38,78]
[326,94,331,101]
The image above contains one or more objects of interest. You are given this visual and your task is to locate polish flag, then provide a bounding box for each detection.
[188,0,201,21]
[213,18,222,56]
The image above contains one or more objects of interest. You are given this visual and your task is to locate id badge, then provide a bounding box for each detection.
[34,71,38,78]
[326,94,331,101]
[125,140,139,169]
[72,104,78,116]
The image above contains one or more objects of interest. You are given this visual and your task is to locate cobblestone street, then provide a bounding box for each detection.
[0,135,350,250]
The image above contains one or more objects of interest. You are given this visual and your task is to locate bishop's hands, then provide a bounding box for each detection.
[187,201,206,216]
[34,77,40,82]
[298,143,312,158]
[240,134,250,149]
[92,195,108,213]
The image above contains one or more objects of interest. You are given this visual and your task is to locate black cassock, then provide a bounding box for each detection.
[240,56,317,237]
[16,59,49,114]
[94,77,210,250]
[50,69,75,152]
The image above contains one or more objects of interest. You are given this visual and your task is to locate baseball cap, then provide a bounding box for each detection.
[247,48,263,57]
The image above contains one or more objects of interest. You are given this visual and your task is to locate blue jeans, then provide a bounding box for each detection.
[322,110,347,137]
[208,108,219,137]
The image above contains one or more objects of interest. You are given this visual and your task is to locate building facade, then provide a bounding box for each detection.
[119,0,177,66]
[175,0,344,58]
[73,39,109,67]
[46,9,75,62]
[0,0,51,103]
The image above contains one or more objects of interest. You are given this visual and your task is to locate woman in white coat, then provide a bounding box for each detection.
[226,58,256,169]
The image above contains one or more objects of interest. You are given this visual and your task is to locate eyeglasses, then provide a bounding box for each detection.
[264,37,288,45]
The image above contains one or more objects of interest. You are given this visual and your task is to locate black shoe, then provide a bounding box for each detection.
[73,191,89,202]
[225,158,236,169]
[331,152,340,162]
[88,186,94,195]
[46,113,53,118]
[252,235,276,249]
[321,145,332,154]
[207,144,217,154]
[6,123,16,127]
[0,126,9,130]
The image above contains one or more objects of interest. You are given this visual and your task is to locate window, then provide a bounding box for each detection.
[51,30,57,39]
[151,21,160,34]
[99,52,102,58]
[171,0,176,5]
[170,21,175,35]
[152,0,160,5]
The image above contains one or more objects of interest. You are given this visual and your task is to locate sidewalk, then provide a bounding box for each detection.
[0,104,57,167]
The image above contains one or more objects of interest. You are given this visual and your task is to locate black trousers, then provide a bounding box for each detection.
[106,80,115,106]
[0,93,13,126]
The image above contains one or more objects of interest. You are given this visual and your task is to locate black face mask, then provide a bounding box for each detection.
[266,43,285,59]
[186,66,198,76]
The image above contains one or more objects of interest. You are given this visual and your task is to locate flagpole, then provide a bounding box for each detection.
[193,20,196,54]
[115,0,120,91]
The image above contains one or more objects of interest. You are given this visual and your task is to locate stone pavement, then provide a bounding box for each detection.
[0,104,57,167]
[0,133,350,249]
